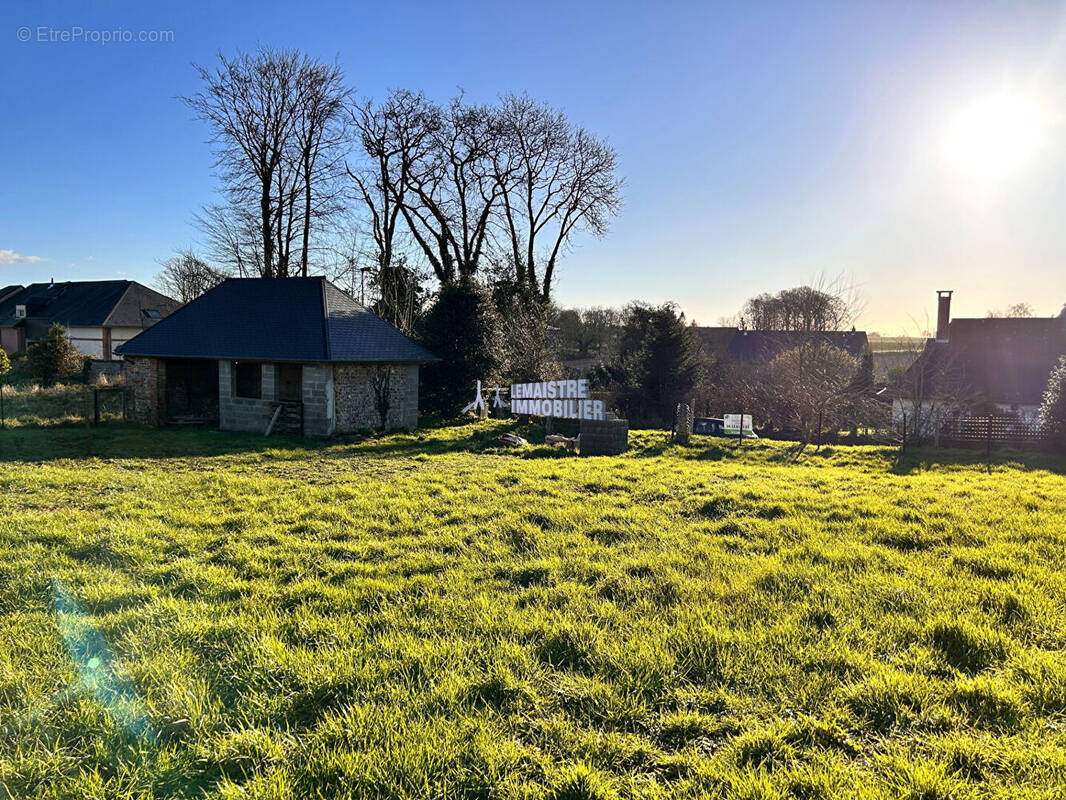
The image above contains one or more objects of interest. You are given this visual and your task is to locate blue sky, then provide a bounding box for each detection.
[3,0,1066,332]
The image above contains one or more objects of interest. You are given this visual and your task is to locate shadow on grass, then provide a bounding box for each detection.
[2,420,1063,475]
[0,418,537,464]
[889,447,1066,476]
[0,423,316,463]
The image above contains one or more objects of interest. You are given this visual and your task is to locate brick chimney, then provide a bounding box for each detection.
[936,290,952,342]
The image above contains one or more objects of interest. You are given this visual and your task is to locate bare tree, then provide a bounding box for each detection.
[495,94,622,301]
[396,94,503,284]
[155,250,229,302]
[185,49,348,278]
[986,302,1035,318]
[346,93,431,331]
[764,342,858,445]
[740,275,863,332]
[195,203,263,277]
[293,60,350,276]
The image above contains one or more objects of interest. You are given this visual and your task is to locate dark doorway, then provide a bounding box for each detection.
[164,359,219,425]
[277,364,303,403]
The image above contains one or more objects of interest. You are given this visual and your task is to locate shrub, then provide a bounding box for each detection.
[26,323,84,386]
[0,348,10,378]
[1039,354,1066,451]
[418,281,503,415]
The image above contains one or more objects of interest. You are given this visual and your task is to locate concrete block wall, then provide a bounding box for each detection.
[125,356,165,426]
[301,364,333,436]
[334,363,419,432]
[219,360,279,433]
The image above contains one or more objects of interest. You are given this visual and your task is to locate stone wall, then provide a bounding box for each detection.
[579,417,629,456]
[125,356,165,426]
[334,363,419,433]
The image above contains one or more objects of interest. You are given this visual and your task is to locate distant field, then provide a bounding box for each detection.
[1,423,1065,799]
[867,337,924,353]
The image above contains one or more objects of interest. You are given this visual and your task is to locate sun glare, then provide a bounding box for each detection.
[943,91,1049,181]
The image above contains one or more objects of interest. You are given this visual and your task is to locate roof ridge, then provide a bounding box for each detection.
[320,277,332,361]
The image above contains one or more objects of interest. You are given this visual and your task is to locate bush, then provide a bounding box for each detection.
[0,348,10,378]
[1039,355,1066,451]
[26,323,85,386]
[418,281,504,414]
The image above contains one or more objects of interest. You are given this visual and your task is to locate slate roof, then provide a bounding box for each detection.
[888,316,1066,405]
[696,327,869,362]
[0,285,22,305]
[116,277,437,363]
[0,280,178,332]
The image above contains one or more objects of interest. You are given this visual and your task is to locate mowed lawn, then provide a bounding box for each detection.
[1,424,1065,799]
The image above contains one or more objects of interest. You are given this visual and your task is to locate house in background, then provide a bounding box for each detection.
[887,290,1066,429]
[0,280,179,361]
[116,277,437,435]
[697,326,870,364]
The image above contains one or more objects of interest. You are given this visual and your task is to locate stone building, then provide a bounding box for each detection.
[116,277,436,435]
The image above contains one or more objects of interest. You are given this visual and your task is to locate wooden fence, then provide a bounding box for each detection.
[937,414,1048,450]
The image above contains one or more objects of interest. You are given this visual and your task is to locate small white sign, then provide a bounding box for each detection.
[723,414,753,434]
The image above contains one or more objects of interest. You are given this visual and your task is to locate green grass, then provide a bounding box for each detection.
[1,420,1065,799]
[0,384,124,429]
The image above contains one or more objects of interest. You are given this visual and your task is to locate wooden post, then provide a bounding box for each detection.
[0,382,4,429]
[986,413,992,472]
[93,388,100,425]
[738,408,744,447]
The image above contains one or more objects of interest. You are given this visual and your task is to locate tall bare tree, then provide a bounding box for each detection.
[495,94,622,301]
[397,94,503,284]
[185,49,348,278]
[293,60,349,276]
[346,93,431,331]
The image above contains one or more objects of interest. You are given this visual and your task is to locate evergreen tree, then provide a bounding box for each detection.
[614,303,704,427]
[418,281,504,415]
[1039,355,1066,451]
[27,323,84,386]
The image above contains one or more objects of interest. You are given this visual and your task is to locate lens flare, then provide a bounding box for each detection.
[943,91,1049,181]
[53,580,154,738]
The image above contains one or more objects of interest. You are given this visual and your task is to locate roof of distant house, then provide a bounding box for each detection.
[116,277,437,363]
[888,316,1066,405]
[0,280,179,332]
[696,327,869,361]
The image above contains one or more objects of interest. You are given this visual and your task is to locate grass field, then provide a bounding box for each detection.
[1,422,1065,799]
[0,384,125,429]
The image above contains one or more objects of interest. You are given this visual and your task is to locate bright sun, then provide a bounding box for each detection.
[943,92,1049,181]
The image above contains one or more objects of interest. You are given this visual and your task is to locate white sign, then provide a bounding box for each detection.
[510,379,605,420]
[723,414,753,434]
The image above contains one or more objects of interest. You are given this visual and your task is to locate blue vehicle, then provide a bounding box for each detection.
[693,417,759,439]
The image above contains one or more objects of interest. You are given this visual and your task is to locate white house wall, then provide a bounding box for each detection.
[109,327,146,360]
[65,326,106,359]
